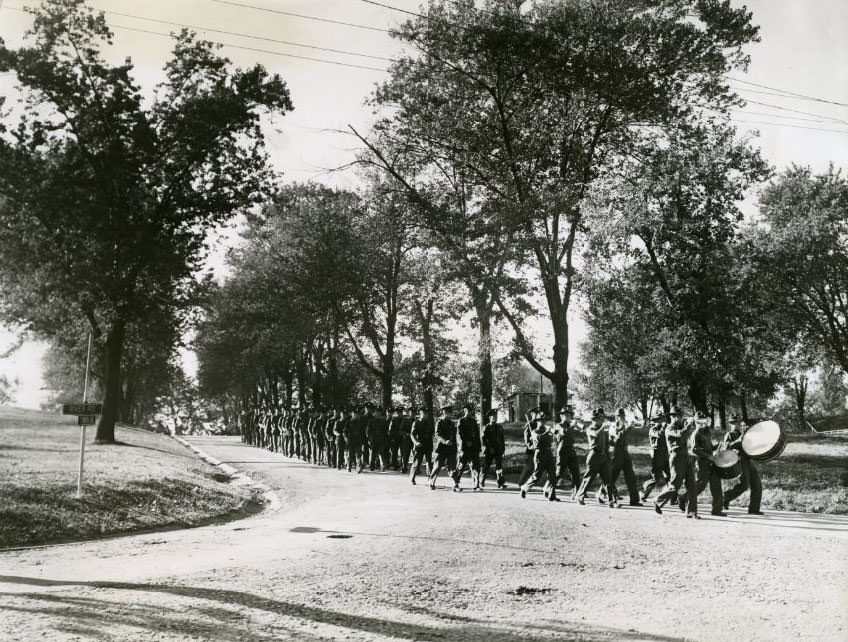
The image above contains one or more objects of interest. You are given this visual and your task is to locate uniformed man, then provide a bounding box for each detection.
[314,406,328,465]
[606,407,642,506]
[480,408,506,489]
[334,408,348,470]
[345,407,366,473]
[387,407,403,470]
[654,405,695,515]
[574,408,619,508]
[520,412,558,501]
[397,407,414,474]
[325,408,338,468]
[430,405,459,491]
[366,406,390,471]
[518,407,540,487]
[640,411,670,502]
[721,413,764,515]
[409,406,434,484]
[678,411,725,517]
[548,405,582,499]
[453,404,482,490]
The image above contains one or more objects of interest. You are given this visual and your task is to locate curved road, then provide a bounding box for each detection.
[1,435,846,642]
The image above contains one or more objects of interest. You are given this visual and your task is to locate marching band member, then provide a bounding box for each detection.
[722,413,764,515]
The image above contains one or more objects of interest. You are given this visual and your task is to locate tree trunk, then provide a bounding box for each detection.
[740,390,749,423]
[717,396,727,431]
[792,375,808,431]
[470,287,494,418]
[95,318,126,443]
[687,377,708,414]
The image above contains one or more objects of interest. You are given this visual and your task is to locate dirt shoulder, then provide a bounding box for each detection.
[0,408,259,548]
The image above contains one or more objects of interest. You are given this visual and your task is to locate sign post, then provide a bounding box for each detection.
[77,332,93,498]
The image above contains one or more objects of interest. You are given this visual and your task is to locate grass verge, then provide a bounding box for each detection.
[0,407,259,548]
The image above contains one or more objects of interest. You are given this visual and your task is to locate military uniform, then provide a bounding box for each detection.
[366,410,390,471]
[517,416,537,487]
[480,411,506,488]
[520,420,558,500]
[721,418,763,514]
[398,412,413,474]
[654,409,696,514]
[641,416,669,501]
[334,412,348,470]
[344,411,366,473]
[325,411,338,468]
[409,410,434,484]
[608,414,641,505]
[430,408,459,490]
[575,409,618,507]
[549,409,581,498]
[453,410,482,489]
[679,417,724,517]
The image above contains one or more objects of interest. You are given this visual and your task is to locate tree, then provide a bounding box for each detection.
[751,166,848,376]
[0,0,292,442]
[357,0,761,409]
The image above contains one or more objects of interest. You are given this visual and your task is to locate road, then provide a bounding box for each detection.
[1,435,846,642]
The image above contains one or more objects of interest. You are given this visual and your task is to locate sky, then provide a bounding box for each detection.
[0,0,846,408]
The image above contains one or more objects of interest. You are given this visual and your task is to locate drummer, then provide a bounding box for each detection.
[721,413,764,515]
[679,410,725,517]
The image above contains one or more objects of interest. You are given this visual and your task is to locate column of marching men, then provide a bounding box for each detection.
[237,401,764,517]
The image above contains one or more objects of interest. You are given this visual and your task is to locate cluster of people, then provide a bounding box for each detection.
[238,400,763,517]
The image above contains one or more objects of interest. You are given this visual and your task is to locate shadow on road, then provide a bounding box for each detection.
[0,574,684,642]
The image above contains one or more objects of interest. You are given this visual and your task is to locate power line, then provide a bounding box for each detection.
[729,118,848,135]
[743,98,848,127]
[112,24,387,72]
[208,0,391,33]
[726,75,848,109]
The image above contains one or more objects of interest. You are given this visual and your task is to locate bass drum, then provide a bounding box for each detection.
[742,420,787,462]
[713,449,742,479]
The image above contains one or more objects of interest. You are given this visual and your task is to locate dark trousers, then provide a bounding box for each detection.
[523,450,557,496]
[453,449,481,486]
[326,441,337,468]
[656,452,696,511]
[335,437,346,469]
[429,448,457,487]
[410,444,432,482]
[555,450,582,492]
[681,457,723,514]
[399,438,412,473]
[724,457,762,513]
[575,451,615,501]
[369,441,390,470]
[641,451,669,499]
[346,443,364,472]
[610,449,640,503]
[481,451,505,486]
[518,449,535,486]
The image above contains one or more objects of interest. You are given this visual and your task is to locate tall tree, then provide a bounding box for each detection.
[357,0,761,409]
[0,0,292,441]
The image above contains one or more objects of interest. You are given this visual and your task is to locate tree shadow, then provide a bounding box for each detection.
[0,575,685,642]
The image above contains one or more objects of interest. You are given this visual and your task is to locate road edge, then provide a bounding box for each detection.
[172,435,281,512]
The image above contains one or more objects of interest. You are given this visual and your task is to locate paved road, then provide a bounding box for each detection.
[1,435,846,642]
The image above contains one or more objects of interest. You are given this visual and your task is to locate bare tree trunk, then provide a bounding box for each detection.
[792,375,809,431]
[740,390,749,423]
[470,286,494,417]
[95,318,126,444]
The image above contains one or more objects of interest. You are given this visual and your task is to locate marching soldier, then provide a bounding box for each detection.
[409,406,434,484]
[518,407,540,487]
[721,413,764,515]
[548,405,582,499]
[678,411,725,517]
[574,408,619,508]
[388,407,403,470]
[480,408,506,489]
[345,407,366,473]
[606,408,642,506]
[366,406,390,471]
[398,407,414,474]
[453,404,482,490]
[640,411,670,501]
[654,406,695,515]
[430,405,459,491]
[520,412,558,501]
[325,408,338,468]
[334,408,348,470]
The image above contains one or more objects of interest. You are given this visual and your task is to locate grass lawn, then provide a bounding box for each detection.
[500,423,848,514]
[0,407,258,548]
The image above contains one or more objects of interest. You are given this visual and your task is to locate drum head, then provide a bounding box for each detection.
[742,420,782,457]
[714,450,739,467]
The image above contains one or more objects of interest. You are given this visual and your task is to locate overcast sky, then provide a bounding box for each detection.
[1,0,846,407]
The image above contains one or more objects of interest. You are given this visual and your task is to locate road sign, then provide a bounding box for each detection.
[78,415,97,426]
[63,403,102,415]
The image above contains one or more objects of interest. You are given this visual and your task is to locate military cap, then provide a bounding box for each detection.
[669,405,683,416]
[693,410,710,422]
[649,411,666,422]
[729,412,743,422]
[393,406,403,413]
[440,405,453,413]
[417,406,427,414]
[616,407,626,417]
[486,408,499,418]
[529,406,541,415]
[559,405,575,415]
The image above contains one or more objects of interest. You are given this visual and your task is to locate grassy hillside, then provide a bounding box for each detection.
[0,407,258,547]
